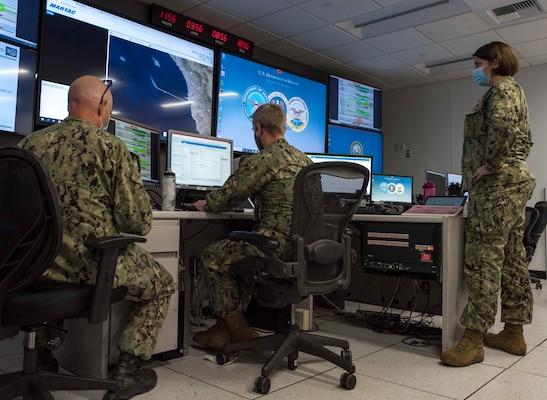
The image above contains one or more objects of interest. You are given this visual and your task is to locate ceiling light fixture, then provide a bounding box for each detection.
[354,0,450,28]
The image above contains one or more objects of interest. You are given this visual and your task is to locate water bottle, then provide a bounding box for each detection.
[423,180,436,201]
[161,169,176,211]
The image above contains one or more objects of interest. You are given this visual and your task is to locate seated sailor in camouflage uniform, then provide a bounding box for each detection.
[18,75,176,399]
[192,103,312,349]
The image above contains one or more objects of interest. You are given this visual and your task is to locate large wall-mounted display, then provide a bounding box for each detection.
[37,0,215,140]
[216,51,327,154]
[328,75,381,132]
[327,124,382,174]
[0,0,40,135]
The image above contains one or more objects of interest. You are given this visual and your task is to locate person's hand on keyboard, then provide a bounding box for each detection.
[193,199,206,211]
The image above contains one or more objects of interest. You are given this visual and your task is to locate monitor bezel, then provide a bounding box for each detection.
[107,115,161,186]
[370,174,414,206]
[167,129,233,191]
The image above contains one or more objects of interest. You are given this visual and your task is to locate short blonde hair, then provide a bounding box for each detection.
[251,104,286,135]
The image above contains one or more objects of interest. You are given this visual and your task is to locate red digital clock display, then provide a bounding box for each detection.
[150,4,253,57]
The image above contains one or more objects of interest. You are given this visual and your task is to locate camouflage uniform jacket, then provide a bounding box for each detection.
[204,138,312,257]
[462,76,534,193]
[17,116,153,284]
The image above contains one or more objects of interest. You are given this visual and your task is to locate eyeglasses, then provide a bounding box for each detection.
[99,79,113,108]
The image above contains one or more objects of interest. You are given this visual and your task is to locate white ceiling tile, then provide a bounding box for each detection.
[320,41,383,63]
[253,7,327,37]
[391,43,453,65]
[297,0,380,23]
[373,66,429,82]
[205,0,292,21]
[439,31,504,57]
[229,23,282,46]
[416,12,490,42]
[365,28,432,53]
[348,54,405,72]
[181,4,243,29]
[496,17,547,44]
[525,54,547,65]
[289,25,356,51]
[262,39,313,59]
[513,38,547,58]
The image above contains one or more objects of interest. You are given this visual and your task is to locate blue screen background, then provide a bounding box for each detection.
[216,52,327,153]
[371,175,413,204]
[327,124,383,174]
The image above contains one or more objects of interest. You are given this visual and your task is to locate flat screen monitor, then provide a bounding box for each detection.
[327,124,382,174]
[371,174,413,206]
[107,116,160,185]
[37,0,215,140]
[447,173,462,186]
[0,0,40,48]
[306,153,372,196]
[425,170,447,196]
[0,40,37,135]
[168,130,233,191]
[328,75,381,132]
[216,51,327,154]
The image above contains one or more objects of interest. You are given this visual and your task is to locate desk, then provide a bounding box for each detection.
[350,213,466,350]
[57,211,464,378]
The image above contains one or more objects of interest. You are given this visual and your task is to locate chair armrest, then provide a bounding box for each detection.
[228,231,280,250]
[85,236,146,324]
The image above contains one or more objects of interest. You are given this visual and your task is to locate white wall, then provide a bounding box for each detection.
[383,63,547,273]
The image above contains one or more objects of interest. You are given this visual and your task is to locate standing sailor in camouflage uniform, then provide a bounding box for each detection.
[192,103,312,350]
[18,75,176,399]
[441,42,536,367]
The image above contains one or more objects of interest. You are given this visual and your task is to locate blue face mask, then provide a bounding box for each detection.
[473,66,490,87]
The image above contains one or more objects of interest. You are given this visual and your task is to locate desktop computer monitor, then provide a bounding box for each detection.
[306,153,372,197]
[107,116,160,185]
[167,130,233,191]
[370,174,413,207]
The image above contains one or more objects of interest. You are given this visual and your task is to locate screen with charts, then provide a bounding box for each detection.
[107,116,160,185]
[306,153,372,196]
[37,0,215,140]
[327,124,382,174]
[371,174,413,206]
[216,51,327,154]
[328,75,381,132]
[168,130,233,190]
[0,0,40,48]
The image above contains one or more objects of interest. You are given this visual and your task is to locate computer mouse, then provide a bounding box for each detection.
[382,207,399,215]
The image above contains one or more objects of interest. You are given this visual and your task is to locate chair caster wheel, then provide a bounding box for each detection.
[341,349,352,362]
[287,351,298,370]
[216,352,229,365]
[103,391,120,400]
[254,376,271,394]
[537,282,542,289]
[340,372,356,390]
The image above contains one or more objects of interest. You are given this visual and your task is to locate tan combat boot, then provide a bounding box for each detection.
[193,317,231,350]
[441,329,484,367]
[225,312,260,342]
[483,324,526,356]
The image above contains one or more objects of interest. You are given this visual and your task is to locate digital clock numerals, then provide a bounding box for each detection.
[186,20,204,33]
[237,39,250,51]
[160,10,176,24]
[211,29,228,43]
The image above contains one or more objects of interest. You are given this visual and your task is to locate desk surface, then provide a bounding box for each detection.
[153,210,255,220]
[154,210,462,223]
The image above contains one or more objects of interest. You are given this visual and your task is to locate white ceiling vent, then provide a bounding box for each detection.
[486,0,544,24]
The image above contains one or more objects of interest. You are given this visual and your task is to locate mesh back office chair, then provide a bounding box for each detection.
[524,201,547,290]
[216,162,369,394]
[0,147,144,400]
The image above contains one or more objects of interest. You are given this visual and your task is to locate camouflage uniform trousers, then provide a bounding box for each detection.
[115,243,176,360]
[460,179,536,332]
[201,238,267,318]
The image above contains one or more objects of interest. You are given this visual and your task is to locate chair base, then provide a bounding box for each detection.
[0,369,117,400]
[217,325,356,394]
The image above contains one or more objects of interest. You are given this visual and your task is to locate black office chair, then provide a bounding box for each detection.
[216,161,369,394]
[0,147,144,400]
[524,201,547,290]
